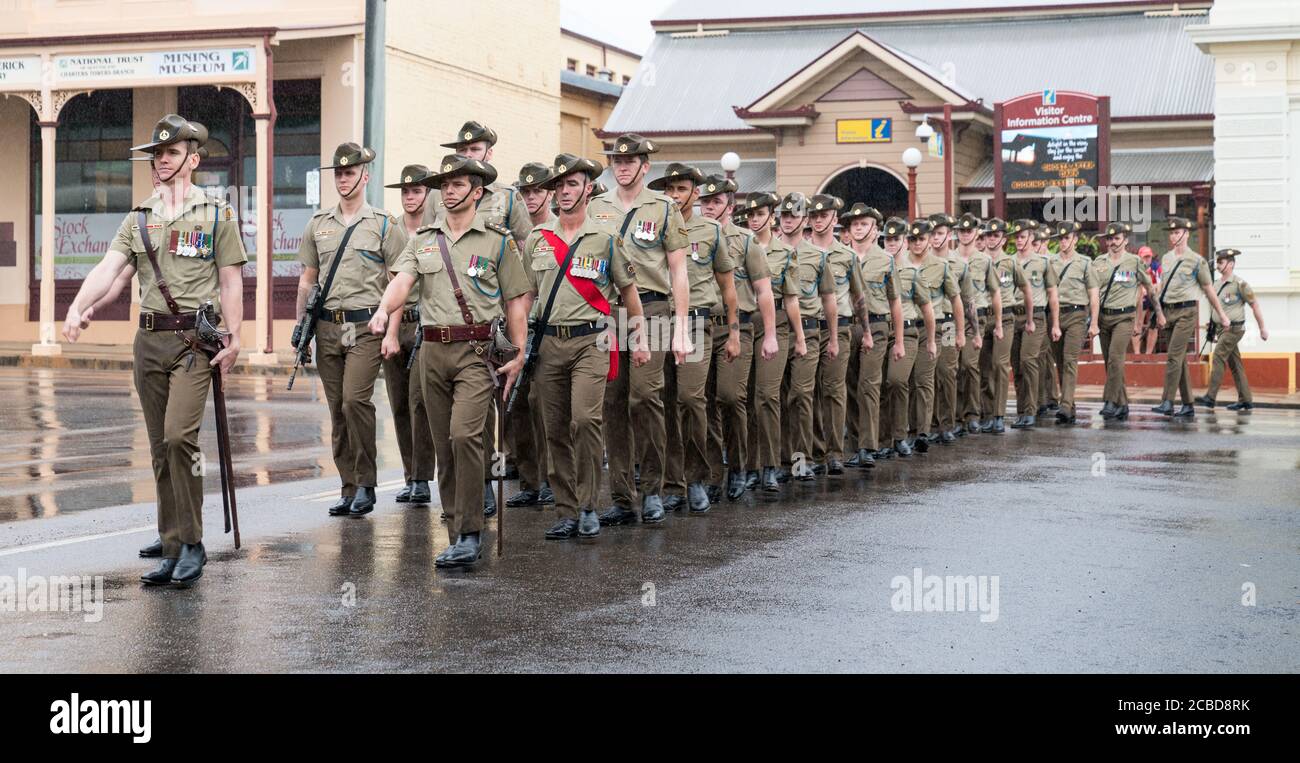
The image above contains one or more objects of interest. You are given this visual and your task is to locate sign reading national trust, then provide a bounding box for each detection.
[52,48,255,84]
[994,90,1110,196]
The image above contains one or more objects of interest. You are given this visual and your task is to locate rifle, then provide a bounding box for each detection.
[287,283,320,390]
[506,321,536,413]
[405,317,424,372]
[196,301,241,549]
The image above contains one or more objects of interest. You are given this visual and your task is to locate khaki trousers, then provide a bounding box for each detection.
[1011,310,1045,415]
[1052,309,1088,417]
[604,299,670,504]
[134,329,211,558]
[784,326,821,463]
[1099,310,1135,406]
[537,333,608,521]
[665,316,715,490]
[508,373,549,491]
[708,321,754,484]
[421,340,494,536]
[1160,304,1197,405]
[854,320,889,451]
[979,313,1013,420]
[1040,334,1059,406]
[1207,324,1251,402]
[885,329,920,443]
[316,320,382,491]
[845,323,865,452]
[813,323,852,462]
[382,319,435,483]
[748,311,790,469]
[909,325,938,436]
[959,315,983,422]
[934,318,959,431]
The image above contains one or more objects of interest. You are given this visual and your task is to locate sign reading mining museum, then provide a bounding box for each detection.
[995,91,1108,194]
[52,48,255,84]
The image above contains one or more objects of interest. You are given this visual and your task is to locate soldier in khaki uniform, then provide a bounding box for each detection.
[65,114,245,585]
[382,164,436,505]
[908,218,963,451]
[1151,217,1231,418]
[699,176,778,500]
[1045,221,1099,424]
[296,143,408,517]
[979,219,1026,434]
[782,193,837,480]
[1092,222,1163,420]
[842,204,904,467]
[1008,219,1058,429]
[1197,248,1268,412]
[808,194,866,474]
[743,193,806,491]
[1036,225,1062,416]
[370,154,531,568]
[428,121,532,244]
[504,162,557,509]
[522,154,647,538]
[881,218,937,458]
[926,213,970,445]
[588,134,692,526]
[653,163,738,513]
[953,213,999,435]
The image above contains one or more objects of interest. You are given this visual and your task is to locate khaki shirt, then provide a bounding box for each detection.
[993,252,1029,307]
[394,216,530,326]
[856,245,898,317]
[721,221,771,314]
[1158,250,1211,304]
[587,187,689,297]
[682,214,731,310]
[894,257,931,323]
[297,204,407,311]
[1052,253,1100,306]
[1017,252,1058,309]
[1091,252,1154,311]
[1213,275,1255,324]
[822,242,864,319]
[962,251,997,311]
[917,253,960,317]
[523,216,634,326]
[108,185,247,315]
[426,181,532,245]
[942,252,976,312]
[792,240,836,319]
[757,234,800,300]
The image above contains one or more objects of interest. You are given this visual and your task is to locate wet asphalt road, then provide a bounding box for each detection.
[0,367,1296,673]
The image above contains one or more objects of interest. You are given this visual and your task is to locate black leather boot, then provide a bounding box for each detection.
[435,533,482,568]
[688,483,711,513]
[348,486,376,516]
[744,470,760,490]
[662,494,685,512]
[545,518,578,539]
[894,439,913,457]
[171,542,206,587]
[537,483,555,504]
[506,488,540,507]
[856,448,875,468]
[1194,395,1215,409]
[394,481,414,503]
[1151,400,1175,416]
[140,558,178,586]
[1173,403,1195,417]
[727,471,746,500]
[761,467,780,492]
[483,484,498,517]
[408,480,431,504]
[641,495,665,524]
[138,537,163,558]
[990,417,1006,434]
[706,484,722,504]
[1226,401,1254,412]
[578,509,600,537]
[598,505,638,526]
[1100,401,1118,419]
[328,493,355,516]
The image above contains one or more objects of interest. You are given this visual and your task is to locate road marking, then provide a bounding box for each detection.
[0,524,155,558]
[301,479,409,502]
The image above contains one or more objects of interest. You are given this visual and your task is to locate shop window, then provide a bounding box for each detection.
[586,64,596,77]
[566,58,577,72]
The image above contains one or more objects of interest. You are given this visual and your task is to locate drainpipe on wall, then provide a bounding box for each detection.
[364,0,386,208]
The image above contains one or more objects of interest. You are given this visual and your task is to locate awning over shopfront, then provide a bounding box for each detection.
[962,146,1215,192]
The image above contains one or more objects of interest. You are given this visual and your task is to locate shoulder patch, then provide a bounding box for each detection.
[416,224,437,234]
[486,221,511,237]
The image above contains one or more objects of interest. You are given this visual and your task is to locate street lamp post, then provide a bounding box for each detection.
[720,151,741,181]
[902,147,923,219]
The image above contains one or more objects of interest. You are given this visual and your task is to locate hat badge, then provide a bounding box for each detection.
[159,129,170,140]
[707,184,716,192]
[618,144,628,153]
[339,156,349,165]
[912,227,919,235]
[671,170,678,176]
[463,131,473,140]
[404,175,413,183]
[525,174,533,183]
[443,163,453,172]
[815,203,823,210]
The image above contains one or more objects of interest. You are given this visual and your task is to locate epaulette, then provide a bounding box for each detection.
[416,224,437,234]
[486,221,511,237]
[311,208,331,218]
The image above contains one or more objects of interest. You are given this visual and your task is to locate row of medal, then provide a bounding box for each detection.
[569,256,608,280]
[467,254,494,278]
[169,229,213,258]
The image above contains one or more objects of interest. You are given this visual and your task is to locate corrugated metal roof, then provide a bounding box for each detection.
[963,146,1214,189]
[561,69,624,98]
[607,13,1212,132]
[654,0,1167,21]
[596,159,778,194]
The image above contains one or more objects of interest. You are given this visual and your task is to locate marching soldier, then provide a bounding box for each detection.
[809,194,866,474]
[699,175,778,500]
[882,218,936,457]
[653,163,739,513]
[522,154,647,538]
[64,114,245,585]
[504,162,557,509]
[953,213,999,435]
[369,154,531,568]
[1036,225,1062,416]
[927,212,969,445]
[382,164,436,506]
[743,193,806,491]
[1151,217,1231,418]
[842,204,904,466]
[1092,222,1162,420]
[782,193,836,480]
[588,134,691,526]
[1008,219,1056,429]
[1048,221,1100,424]
[1197,248,1268,412]
[296,143,407,518]
[978,219,1027,434]
[433,120,532,244]
[908,217,963,451]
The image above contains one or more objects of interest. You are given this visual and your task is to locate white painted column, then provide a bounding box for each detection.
[32,123,59,356]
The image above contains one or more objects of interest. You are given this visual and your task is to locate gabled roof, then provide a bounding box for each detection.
[605,12,1212,134]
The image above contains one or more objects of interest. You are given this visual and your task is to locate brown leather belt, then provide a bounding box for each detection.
[423,323,492,343]
[326,307,378,324]
[140,312,196,331]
